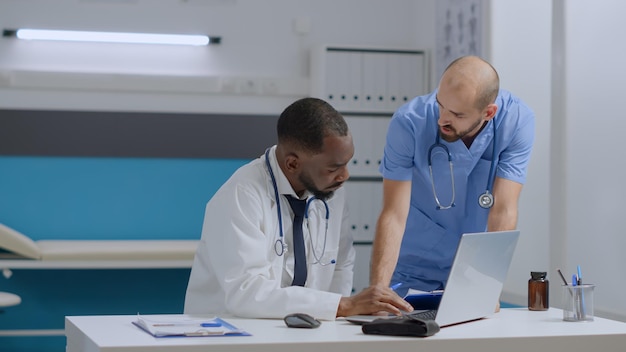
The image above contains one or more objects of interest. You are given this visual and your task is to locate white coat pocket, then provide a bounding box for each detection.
[305,249,338,290]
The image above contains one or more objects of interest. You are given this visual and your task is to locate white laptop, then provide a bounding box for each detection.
[347,230,520,327]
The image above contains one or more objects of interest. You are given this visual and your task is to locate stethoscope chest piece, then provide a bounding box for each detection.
[275,239,287,256]
[478,190,494,209]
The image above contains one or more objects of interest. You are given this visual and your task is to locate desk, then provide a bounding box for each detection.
[65,308,626,352]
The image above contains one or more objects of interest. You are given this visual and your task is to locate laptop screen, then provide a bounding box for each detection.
[434,230,520,327]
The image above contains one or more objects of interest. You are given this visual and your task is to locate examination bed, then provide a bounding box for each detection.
[0,223,199,273]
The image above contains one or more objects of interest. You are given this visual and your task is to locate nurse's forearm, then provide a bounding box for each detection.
[487,203,518,231]
[487,178,522,231]
[369,216,405,287]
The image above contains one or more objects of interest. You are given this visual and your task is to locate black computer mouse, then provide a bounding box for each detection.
[283,313,321,328]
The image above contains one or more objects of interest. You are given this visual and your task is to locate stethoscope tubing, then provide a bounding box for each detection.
[264,148,333,265]
[428,120,498,210]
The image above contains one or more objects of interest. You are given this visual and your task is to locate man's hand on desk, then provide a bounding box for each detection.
[336,285,413,317]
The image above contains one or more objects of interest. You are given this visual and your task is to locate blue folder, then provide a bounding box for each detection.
[404,291,443,310]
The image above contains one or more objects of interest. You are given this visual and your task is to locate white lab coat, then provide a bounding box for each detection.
[184,146,355,321]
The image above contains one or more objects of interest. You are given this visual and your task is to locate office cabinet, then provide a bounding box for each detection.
[311,46,428,114]
[311,45,428,293]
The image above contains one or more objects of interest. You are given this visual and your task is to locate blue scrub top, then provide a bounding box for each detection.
[380,89,535,294]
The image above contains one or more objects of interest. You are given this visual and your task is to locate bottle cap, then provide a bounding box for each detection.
[531,271,547,280]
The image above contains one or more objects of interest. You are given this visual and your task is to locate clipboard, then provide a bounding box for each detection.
[133,314,251,337]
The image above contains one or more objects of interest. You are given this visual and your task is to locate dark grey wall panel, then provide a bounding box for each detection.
[0,109,278,159]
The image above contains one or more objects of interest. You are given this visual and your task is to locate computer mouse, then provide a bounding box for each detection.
[283,313,321,329]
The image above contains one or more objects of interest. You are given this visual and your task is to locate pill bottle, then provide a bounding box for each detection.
[528,271,549,311]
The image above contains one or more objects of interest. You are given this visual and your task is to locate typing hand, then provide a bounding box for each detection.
[336,285,413,317]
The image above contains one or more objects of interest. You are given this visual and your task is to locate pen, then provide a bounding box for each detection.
[577,265,586,319]
[572,274,583,320]
[556,268,569,286]
[390,282,402,291]
[557,268,574,298]
[152,322,222,327]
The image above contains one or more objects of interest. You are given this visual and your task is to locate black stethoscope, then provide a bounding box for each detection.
[264,148,335,265]
[428,121,497,210]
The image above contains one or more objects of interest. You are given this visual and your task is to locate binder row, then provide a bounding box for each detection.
[344,181,383,243]
[344,115,389,177]
[311,45,429,294]
[322,49,427,113]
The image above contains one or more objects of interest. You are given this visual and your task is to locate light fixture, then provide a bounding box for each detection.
[2,29,221,46]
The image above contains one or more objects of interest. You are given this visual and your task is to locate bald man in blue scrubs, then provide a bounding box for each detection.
[370,56,535,296]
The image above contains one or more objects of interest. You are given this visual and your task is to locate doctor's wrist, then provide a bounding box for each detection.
[336,296,354,317]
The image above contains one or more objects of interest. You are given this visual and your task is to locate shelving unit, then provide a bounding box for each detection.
[310,45,429,292]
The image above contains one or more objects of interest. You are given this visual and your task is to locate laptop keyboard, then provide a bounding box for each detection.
[404,309,437,321]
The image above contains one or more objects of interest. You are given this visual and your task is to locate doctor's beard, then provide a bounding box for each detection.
[298,172,339,201]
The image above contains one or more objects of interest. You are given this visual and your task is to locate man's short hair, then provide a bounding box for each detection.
[277,97,348,154]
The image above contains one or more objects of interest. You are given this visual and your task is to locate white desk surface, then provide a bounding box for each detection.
[65,308,626,352]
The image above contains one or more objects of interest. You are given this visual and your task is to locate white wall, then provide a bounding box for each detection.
[493,0,626,322]
[488,1,552,307]
[556,0,626,322]
[0,0,434,114]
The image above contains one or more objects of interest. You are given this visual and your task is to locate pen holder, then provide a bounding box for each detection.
[562,284,594,322]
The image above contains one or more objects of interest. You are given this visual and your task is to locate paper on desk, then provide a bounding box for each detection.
[404,288,444,297]
[133,314,250,337]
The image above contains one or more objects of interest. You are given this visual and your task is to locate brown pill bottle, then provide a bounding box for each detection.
[528,271,549,310]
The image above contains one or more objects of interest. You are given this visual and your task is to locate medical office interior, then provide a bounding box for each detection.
[0,0,623,351]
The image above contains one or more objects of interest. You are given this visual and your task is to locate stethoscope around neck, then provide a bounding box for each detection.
[264,148,335,265]
[428,121,498,210]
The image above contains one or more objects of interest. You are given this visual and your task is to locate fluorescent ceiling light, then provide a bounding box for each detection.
[2,29,220,46]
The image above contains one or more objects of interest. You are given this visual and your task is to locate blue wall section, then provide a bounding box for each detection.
[0,156,249,352]
[0,156,248,239]
[1,269,191,351]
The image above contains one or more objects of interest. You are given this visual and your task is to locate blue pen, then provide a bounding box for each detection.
[201,321,222,327]
[153,321,222,327]
[571,274,583,320]
[577,266,586,319]
[390,282,403,291]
